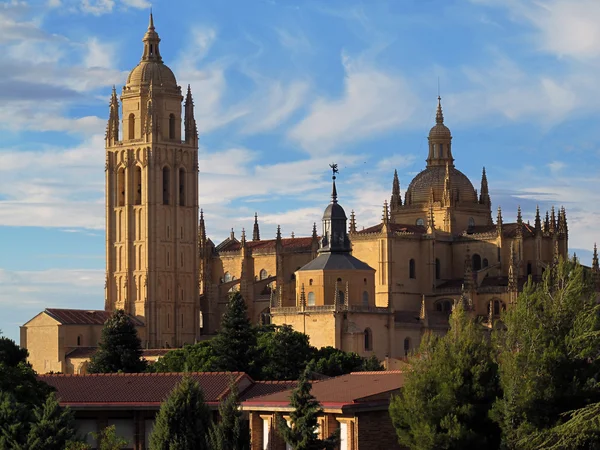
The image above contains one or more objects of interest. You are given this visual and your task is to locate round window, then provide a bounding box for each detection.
[416,218,425,226]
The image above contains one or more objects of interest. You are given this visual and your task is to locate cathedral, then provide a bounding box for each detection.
[20,15,599,374]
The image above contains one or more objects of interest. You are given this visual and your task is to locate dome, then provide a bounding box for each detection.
[405,165,477,205]
[323,202,347,221]
[429,122,451,139]
[126,61,178,89]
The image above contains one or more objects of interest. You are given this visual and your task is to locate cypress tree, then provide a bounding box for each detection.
[88,310,147,374]
[207,381,249,450]
[149,376,212,450]
[277,367,339,450]
[211,292,256,375]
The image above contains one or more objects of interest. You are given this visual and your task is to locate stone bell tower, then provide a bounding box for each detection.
[104,14,200,348]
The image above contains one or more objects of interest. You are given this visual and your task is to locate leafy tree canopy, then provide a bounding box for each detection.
[492,259,600,449]
[152,341,215,373]
[88,309,147,374]
[256,324,313,381]
[389,302,501,450]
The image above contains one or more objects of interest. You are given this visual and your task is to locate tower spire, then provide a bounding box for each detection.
[349,210,357,234]
[184,85,198,144]
[479,167,490,206]
[252,212,260,241]
[198,209,206,243]
[593,243,599,272]
[106,85,120,144]
[390,169,402,211]
[141,11,162,62]
[436,96,444,124]
[550,206,556,234]
[496,205,503,236]
[534,205,542,234]
[330,163,339,204]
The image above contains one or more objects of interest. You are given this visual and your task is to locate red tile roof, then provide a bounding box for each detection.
[242,371,405,410]
[217,237,314,253]
[44,309,144,326]
[39,372,251,408]
[240,381,298,401]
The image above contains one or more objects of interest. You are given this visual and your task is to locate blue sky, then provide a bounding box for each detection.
[1,0,599,342]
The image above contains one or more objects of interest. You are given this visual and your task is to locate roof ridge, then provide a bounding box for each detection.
[39,371,249,378]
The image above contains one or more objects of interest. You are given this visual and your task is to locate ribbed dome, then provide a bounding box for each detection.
[406,166,477,205]
[323,202,347,221]
[429,122,451,139]
[126,61,177,88]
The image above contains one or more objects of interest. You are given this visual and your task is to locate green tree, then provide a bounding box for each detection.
[256,324,314,380]
[389,302,501,450]
[211,292,257,375]
[152,341,216,373]
[277,366,339,450]
[0,391,31,448]
[88,309,147,374]
[26,392,77,450]
[149,376,212,450]
[492,259,600,449]
[207,381,250,450]
[310,347,383,377]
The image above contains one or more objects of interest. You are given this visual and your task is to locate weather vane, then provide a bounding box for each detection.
[329,163,339,180]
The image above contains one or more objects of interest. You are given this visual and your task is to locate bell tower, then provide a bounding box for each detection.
[105,14,200,348]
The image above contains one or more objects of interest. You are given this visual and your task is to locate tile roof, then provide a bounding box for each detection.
[39,372,251,408]
[502,223,535,238]
[44,309,145,326]
[239,381,298,401]
[242,371,405,409]
[216,237,314,253]
[298,252,374,272]
[355,223,426,235]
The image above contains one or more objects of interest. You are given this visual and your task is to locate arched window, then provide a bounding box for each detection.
[337,277,342,282]
[439,143,444,158]
[128,113,135,140]
[494,300,500,316]
[260,269,268,280]
[309,279,313,286]
[162,167,170,205]
[223,272,232,283]
[472,253,482,271]
[307,292,315,306]
[134,166,142,205]
[435,258,441,280]
[178,168,185,206]
[169,114,176,140]
[404,337,411,356]
[483,258,489,268]
[436,300,452,313]
[364,278,367,285]
[433,144,438,158]
[116,167,125,206]
[409,259,416,279]
[362,291,369,307]
[364,328,373,351]
[338,290,345,305]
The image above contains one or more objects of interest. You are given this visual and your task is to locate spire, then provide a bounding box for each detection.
[276,225,281,241]
[252,212,260,241]
[198,209,206,244]
[106,85,120,143]
[141,11,162,62]
[558,206,568,235]
[508,241,518,293]
[593,243,599,272]
[230,228,235,240]
[312,222,318,239]
[419,295,429,327]
[427,204,435,234]
[436,96,444,124]
[550,206,556,234]
[382,200,390,225]
[184,85,198,144]
[534,205,542,234]
[349,210,357,234]
[390,169,402,211]
[496,205,503,235]
[320,164,350,254]
[479,167,490,206]
[241,228,246,246]
[544,210,550,234]
[331,174,338,203]
[464,247,473,289]
[300,283,306,308]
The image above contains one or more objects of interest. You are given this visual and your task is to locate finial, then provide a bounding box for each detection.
[382,200,389,224]
[517,205,522,224]
[241,228,246,245]
[436,96,444,124]
[276,225,281,240]
[349,210,357,234]
[534,205,541,232]
[252,212,260,241]
[312,222,318,239]
[329,163,339,203]
[593,243,599,271]
[230,228,235,240]
[291,231,295,239]
[149,9,154,30]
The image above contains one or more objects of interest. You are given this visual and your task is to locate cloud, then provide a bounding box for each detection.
[548,161,565,173]
[289,54,418,154]
[275,27,312,53]
[80,0,115,15]
[84,37,116,69]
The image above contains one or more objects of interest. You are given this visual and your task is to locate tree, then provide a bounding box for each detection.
[277,366,339,450]
[492,259,600,449]
[256,324,314,380]
[26,392,77,450]
[310,347,383,377]
[88,309,147,374]
[389,302,501,450]
[149,376,212,450]
[211,292,257,375]
[207,381,250,450]
[64,425,128,450]
[152,341,216,373]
